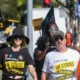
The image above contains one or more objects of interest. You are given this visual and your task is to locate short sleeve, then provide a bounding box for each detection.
[42,56,49,73]
[24,48,35,66]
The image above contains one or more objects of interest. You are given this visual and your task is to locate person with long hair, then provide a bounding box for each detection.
[34,22,59,80]
[0,27,37,80]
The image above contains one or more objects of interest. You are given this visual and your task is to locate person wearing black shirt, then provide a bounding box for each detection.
[0,27,37,80]
[34,22,59,80]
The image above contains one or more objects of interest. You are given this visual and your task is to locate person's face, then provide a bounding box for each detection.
[55,35,66,51]
[13,35,23,46]
[48,24,57,37]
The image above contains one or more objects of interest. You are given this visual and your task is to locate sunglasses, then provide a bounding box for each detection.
[13,35,24,40]
[49,28,57,33]
[55,36,64,41]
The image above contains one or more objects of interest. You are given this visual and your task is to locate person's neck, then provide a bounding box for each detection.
[11,46,21,52]
[57,47,68,53]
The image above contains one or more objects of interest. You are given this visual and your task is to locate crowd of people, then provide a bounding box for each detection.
[34,22,58,80]
[0,19,80,80]
[41,30,80,80]
[33,21,80,80]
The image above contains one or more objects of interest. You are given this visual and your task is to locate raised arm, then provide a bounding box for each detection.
[36,47,48,61]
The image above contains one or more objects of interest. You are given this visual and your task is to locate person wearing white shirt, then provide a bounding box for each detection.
[41,30,80,80]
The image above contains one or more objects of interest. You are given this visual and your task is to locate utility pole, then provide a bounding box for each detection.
[27,0,33,56]
[27,0,33,80]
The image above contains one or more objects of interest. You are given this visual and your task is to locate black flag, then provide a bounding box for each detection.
[42,5,55,34]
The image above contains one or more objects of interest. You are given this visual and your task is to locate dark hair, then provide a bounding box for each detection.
[45,22,59,37]
[36,37,46,51]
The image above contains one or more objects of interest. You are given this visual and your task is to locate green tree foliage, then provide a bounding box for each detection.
[0,0,26,21]
[33,0,43,8]
[56,0,75,16]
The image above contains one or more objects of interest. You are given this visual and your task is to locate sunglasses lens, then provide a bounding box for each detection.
[49,29,53,32]
[55,36,63,41]
[49,28,58,33]
[13,35,23,39]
